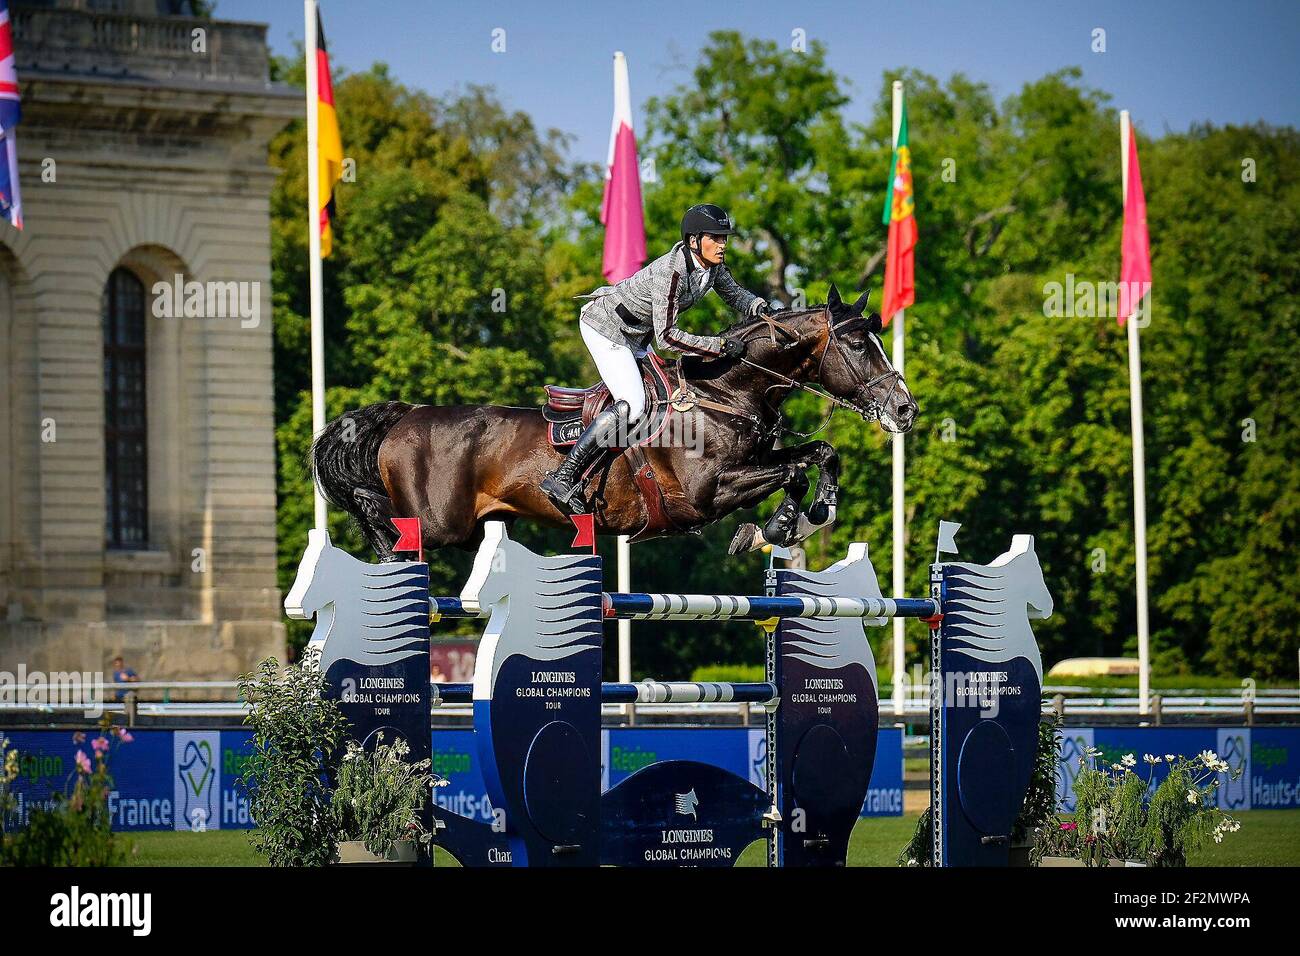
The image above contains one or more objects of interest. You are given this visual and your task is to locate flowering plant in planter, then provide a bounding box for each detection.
[1040,749,1242,867]
[330,735,432,860]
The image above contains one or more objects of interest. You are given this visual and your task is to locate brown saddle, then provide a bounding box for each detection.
[539,352,680,541]
[541,352,674,447]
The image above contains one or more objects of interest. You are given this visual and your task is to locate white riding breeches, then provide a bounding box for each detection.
[580,318,647,424]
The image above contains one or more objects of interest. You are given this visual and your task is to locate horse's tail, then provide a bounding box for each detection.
[311,401,413,516]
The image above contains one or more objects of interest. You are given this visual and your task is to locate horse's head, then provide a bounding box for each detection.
[734,284,917,434]
[818,284,917,433]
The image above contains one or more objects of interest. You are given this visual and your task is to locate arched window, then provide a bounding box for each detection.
[103,267,148,549]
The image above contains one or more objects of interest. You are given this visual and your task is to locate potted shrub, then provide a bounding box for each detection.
[330,735,432,866]
[238,658,349,867]
[238,658,434,867]
[1039,749,1242,867]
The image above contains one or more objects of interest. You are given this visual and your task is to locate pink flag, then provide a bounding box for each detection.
[600,52,646,283]
[1118,129,1151,327]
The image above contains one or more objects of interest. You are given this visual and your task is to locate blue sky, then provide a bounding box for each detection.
[215,0,1299,163]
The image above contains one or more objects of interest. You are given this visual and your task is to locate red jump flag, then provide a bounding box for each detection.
[390,517,423,563]
[570,514,596,553]
[880,95,916,326]
[1118,129,1152,327]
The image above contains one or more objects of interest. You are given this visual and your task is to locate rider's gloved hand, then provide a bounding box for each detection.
[720,338,747,360]
[749,299,769,318]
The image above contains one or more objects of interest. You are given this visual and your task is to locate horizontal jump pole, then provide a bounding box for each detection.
[432,592,939,622]
[428,680,779,706]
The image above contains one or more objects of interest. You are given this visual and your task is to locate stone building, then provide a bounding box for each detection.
[0,0,296,688]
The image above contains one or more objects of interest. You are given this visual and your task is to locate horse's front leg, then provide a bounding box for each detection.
[763,441,840,539]
[715,462,810,555]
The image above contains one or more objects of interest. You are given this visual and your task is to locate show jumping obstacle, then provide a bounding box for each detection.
[285,519,1052,867]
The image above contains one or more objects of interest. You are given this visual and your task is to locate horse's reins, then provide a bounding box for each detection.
[665,307,903,441]
[740,310,904,424]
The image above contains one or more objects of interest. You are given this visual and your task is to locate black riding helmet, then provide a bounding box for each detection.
[680,203,736,244]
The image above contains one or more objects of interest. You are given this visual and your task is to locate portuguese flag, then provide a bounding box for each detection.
[315,10,344,257]
[880,96,916,326]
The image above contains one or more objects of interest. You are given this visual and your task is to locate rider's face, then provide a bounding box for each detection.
[697,233,727,265]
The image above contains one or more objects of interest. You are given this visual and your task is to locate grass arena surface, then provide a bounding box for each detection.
[120,811,1300,867]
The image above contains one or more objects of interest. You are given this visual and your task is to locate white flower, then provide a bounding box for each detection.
[1215,760,1230,773]
[1214,833,1223,844]
[1121,754,1136,768]
[1086,746,1102,757]
[1187,789,1199,804]
[1199,750,1218,766]
[1112,763,1124,772]
[1165,754,1177,762]
[1143,754,1161,765]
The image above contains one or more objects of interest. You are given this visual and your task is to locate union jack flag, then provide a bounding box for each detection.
[0,0,23,229]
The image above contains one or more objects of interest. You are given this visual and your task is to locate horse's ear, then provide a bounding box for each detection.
[827,283,843,311]
[865,313,883,333]
[852,290,871,316]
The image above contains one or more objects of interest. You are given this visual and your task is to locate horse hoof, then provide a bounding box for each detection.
[728,523,765,555]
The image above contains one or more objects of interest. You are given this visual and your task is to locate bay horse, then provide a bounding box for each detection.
[312,285,917,560]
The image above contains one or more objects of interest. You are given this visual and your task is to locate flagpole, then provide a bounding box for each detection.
[611,51,634,685]
[1121,109,1151,717]
[304,0,328,532]
[890,80,907,717]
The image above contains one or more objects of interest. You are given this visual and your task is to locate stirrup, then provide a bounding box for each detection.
[541,473,589,516]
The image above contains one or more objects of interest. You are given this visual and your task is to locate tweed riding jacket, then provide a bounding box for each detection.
[578,241,762,357]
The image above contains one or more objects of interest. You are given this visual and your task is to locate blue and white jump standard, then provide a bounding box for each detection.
[285,519,1053,867]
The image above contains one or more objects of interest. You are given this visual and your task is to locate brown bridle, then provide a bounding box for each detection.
[738,307,906,424]
[667,307,908,442]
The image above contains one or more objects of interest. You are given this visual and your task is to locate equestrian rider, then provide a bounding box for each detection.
[540,203,770,516]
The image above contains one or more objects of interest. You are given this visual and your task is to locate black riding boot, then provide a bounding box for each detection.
[540,401,629,516]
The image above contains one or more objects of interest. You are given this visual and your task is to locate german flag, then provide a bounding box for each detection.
[315,10,343,257]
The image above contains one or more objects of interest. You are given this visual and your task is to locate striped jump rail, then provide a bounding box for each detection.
[429,680,780,706]
[432,592,940,622]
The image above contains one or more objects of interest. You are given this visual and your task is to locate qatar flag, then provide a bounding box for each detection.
[600,52,646,283]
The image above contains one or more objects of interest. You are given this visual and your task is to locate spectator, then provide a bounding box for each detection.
[429,662,446,684]
[111,656,140,702]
